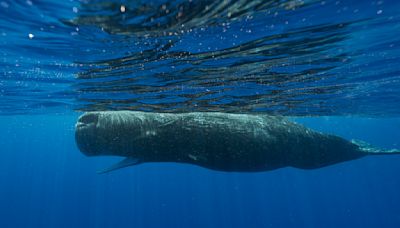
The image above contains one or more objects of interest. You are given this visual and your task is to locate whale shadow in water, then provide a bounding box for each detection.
[75,111,400,173]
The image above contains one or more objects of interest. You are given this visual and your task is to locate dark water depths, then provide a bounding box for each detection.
[1,0,400,115]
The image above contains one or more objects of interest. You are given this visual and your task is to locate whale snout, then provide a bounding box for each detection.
[75,112,102,156]
[75,111,147,158]
[76,112,99,129]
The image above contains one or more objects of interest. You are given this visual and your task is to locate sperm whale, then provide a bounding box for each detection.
[75,111,400,173]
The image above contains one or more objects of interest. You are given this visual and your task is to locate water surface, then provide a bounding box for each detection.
[1,0,400,116]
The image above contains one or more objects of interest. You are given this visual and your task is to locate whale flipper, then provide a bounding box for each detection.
[98,157,140,174]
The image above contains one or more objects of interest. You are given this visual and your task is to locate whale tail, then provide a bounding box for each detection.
[352,140,400,155]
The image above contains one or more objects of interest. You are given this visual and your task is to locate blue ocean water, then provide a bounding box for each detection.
[1,0,400,227]
[1,115,400,227]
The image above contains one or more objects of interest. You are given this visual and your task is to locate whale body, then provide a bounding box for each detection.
[75,111,399,173]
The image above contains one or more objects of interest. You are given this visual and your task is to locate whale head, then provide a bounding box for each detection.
[75,112,105,156]
[75,111,145,157]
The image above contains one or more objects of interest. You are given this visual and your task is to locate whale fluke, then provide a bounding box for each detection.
[352,140,400,155]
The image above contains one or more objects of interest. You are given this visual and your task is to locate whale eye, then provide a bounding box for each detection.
[79,113,99,125]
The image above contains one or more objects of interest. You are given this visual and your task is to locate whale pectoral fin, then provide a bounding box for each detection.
[97,157,140,174]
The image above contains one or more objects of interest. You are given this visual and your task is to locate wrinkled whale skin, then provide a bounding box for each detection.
[74,111,389,172]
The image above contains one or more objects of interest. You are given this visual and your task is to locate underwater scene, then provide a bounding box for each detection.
[1,0,400,227]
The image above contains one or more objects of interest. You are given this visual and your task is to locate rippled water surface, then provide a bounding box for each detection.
[1,0,400,115]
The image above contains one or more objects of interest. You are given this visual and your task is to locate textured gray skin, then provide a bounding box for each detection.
[75,111,399,172]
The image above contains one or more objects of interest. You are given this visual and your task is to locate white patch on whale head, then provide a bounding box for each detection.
[188,154,198,161]
[145,130,156,136]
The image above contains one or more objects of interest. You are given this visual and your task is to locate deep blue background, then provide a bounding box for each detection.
[0,115,399,228]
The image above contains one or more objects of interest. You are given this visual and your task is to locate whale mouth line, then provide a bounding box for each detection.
[76,122,86,128]
[76,120,92,129]
[76,113,100,130]
[76,121,97,130]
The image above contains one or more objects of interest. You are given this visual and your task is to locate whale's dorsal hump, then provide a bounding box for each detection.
[98,157,140,174]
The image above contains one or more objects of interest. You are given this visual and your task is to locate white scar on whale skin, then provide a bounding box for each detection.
[75,111,400,173]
